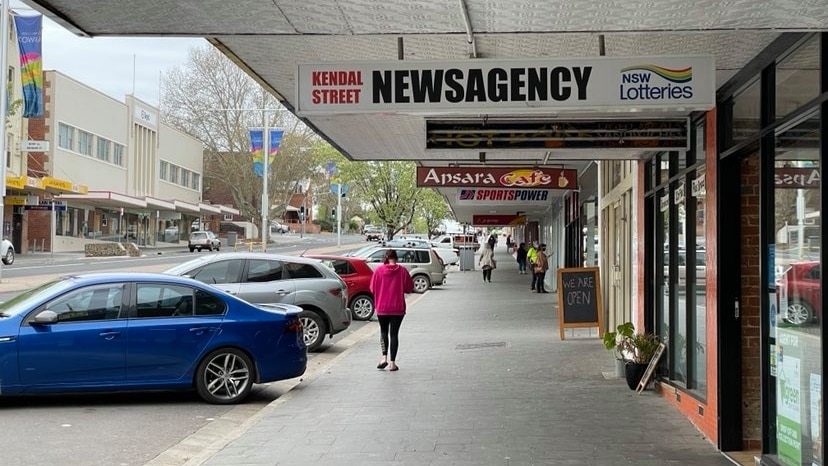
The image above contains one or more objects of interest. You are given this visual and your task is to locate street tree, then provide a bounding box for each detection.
[417,188,452,237]
[342,161,421,240]
[160,45,321,228]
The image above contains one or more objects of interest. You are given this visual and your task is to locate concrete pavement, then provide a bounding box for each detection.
[178,245,734,466]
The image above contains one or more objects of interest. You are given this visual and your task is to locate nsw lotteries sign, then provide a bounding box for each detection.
[457,188,551,205]
[296,56,714,115]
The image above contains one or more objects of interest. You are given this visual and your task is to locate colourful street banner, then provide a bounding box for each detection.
[250,128,284,177]
[268,128,284,168]
[249,128,264,177]
[13,15,44,118]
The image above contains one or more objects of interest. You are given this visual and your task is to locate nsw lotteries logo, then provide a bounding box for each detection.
[619,65,693,101]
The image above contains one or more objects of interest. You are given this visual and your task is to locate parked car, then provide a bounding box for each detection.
[383,238,459,266]
[777,261,821,326]
[189,231,221,252]
[164,252,351,351]
[363,225,384,241]
[0,272,307,404]
[270,221,289,234]
[350,246,445,294]
[432,234,480,252]
[1,238,14,265]
[663,249,706,291]
[307,254,375,321]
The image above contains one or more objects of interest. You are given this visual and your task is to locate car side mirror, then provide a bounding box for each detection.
[32,310,58,325]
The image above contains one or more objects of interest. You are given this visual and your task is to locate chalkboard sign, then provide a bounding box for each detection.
[556,267,603,340]
[636,343,666,395]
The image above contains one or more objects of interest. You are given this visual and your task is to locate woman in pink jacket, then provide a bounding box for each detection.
[369,249,414,371]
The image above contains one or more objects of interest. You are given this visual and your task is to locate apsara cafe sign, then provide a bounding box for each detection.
[296,56,715,115]
[417,167,578,189]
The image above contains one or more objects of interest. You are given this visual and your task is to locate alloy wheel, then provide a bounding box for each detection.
[351,295,375,320]
[201,352,251,402]
[785,302,812,326]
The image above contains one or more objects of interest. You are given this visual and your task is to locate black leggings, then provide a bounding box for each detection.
[482,268,492,281]
[378,315,405,361]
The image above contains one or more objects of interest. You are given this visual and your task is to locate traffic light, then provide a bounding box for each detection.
[331,208,336,219]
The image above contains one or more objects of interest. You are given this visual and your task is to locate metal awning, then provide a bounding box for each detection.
[57,190,147,208]
[173,200,200,214]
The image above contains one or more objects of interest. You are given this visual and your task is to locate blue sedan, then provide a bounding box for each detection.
[0,273,307,404]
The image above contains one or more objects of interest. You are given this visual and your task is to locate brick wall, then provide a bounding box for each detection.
[740,154,762,450]
[27,211,52,251]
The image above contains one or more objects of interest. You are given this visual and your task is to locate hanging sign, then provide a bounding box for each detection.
[471,214,526,226]
[659,194,670,212]
[296,56,715,115]
[674,183,686,204]
[426,119,689,150]
[417,166,577,189]
[456,188,551,204]
[691,172,706,197]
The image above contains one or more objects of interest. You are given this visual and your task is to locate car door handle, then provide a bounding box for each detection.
[189,327,219,336]
[276,290,289,296]
[99,331,121,340]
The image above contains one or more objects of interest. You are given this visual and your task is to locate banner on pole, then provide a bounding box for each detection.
[249,128,264,177]
[249,128,284,177]
[13,15,43,118]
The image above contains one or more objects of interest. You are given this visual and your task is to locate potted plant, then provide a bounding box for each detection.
[603,322,634,377]
[620,331,661,390]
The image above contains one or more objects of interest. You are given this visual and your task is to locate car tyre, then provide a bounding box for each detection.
[784,299,814,326]
[350,294,375,321]
[189,247,195,252]
[195,348,254,405]
[412,274,431,294]
[216,243,221,251]
[2,248,13,265]
[300,310,327,352]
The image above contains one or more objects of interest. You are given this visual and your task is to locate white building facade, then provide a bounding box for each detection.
[23,70,235,252]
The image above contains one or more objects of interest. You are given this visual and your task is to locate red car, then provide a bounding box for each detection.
[778,261,822,326]
[307,255,375,321]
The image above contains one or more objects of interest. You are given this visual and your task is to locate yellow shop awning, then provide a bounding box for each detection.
[5,175,43,191]
[41,176,89,194]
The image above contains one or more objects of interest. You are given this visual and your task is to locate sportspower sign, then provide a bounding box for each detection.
[296,56,714,115]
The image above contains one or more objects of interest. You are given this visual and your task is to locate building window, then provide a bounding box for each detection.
[771,110,821,466]
[192,173,200,191]
[58,123,74,150]
[113,144,125,166]
[181,170,190,187]
[159,161,168,181]
[77,130,93,156]
[96,137,111,162]
[169,165,179,183]
[776,35,820,121]
[223,213,233,221]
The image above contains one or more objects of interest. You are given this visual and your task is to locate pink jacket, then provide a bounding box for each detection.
[369,263,414,315]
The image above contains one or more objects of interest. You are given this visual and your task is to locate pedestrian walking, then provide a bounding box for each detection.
[515,242,528,274]
[479,242,496,282]
[534,244,549,293]
[369,249,414,372]
[527,241,539,290]
[487,233,497,250]
[506,234,513,251]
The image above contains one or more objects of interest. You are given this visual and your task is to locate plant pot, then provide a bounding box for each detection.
[624,362,649,390]
[614,358,626,378]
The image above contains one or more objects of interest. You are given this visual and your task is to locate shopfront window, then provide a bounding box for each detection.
[776,36,820,121]
[691,169,707,394]
[658,188,670,369]
[731,79,761,148]
[772,111,821,466]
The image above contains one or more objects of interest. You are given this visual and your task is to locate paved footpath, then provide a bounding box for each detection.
[194,246,734,466]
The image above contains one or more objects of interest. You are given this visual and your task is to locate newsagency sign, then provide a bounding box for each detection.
[296,56,715,115]
[417,167,578,189]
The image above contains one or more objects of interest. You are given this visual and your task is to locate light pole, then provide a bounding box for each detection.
[0,1,10,281]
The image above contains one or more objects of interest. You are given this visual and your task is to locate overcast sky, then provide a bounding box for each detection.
[12,0,204,106]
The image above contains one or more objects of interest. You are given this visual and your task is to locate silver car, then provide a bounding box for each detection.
[351,246,445,293]
[188,231,221,252]
[164,252,351,351]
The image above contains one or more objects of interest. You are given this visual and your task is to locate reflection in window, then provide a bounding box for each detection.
[731,79,761,147]
[772,111,821,466]
[673,182,687,384]
[44,285,124,322]
[658,189,670,372]
[247,260,284,282]
[776,35,820,121]
[285,262,323,279]
[692,169,707,394]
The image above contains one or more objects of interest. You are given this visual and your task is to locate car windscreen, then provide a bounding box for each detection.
[0,279,74,318]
